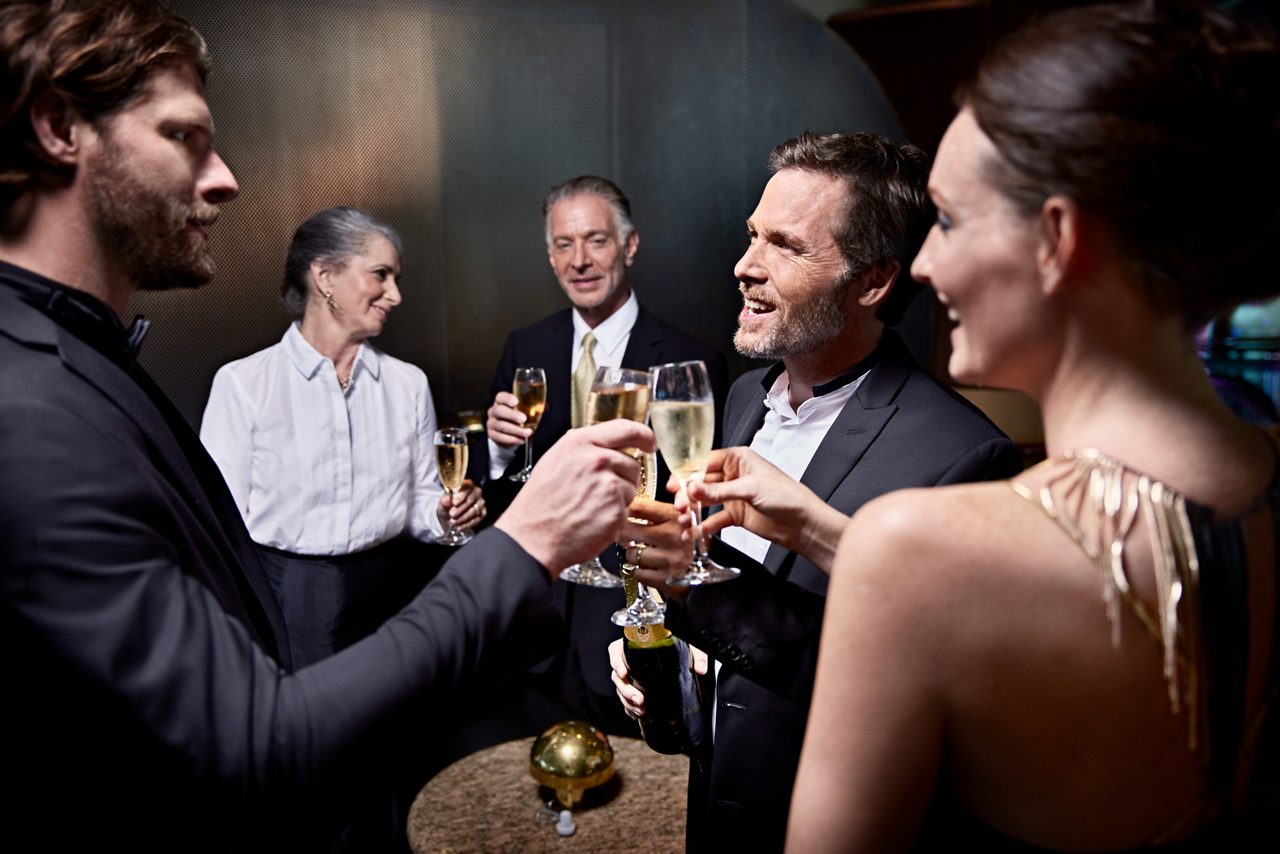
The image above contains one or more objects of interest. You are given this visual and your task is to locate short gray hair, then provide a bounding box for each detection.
[279,206,402,317]
[542,175,635,246]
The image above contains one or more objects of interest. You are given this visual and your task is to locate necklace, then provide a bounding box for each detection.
[338,374,351,392]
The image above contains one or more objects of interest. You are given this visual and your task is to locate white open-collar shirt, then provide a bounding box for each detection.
[201,323,444,555]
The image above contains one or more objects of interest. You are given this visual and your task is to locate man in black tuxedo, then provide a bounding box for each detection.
[0,2,651,849]
[611,132,1025,852]
[470,176,728,741]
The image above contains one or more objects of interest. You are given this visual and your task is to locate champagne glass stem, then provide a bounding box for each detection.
[686,495,709,569]
[523,438,533,476]
[444,487,456,537]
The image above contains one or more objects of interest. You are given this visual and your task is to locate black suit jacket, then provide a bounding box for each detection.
[0,273,564,850]
[479,302,729,730]
[665,331,1024,853]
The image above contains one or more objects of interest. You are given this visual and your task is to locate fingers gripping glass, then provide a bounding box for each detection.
[509,367,546,482]
[648,360,739,586]
[434,427,472,546]
[560,367,651,589]
[611,448,667,626]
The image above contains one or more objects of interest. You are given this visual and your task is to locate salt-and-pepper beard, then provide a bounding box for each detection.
[733,268,855,360]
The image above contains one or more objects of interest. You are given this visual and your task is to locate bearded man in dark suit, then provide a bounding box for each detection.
[611,132,1025,852]
[0,2,651,849]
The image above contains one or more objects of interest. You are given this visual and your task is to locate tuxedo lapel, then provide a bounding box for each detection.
[758,334,914,574]
[757,395,895,574]
[725,385,768,448]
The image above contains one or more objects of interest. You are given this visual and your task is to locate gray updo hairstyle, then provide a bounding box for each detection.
[280,206,403,317]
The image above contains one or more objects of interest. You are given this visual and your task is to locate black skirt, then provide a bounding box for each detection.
[258,536,442,669]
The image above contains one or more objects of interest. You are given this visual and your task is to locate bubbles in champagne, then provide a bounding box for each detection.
[650,400,714,482]
[436,442,467,492]
[585,384,651,425]
[514,379,547,432]
[635,449,657,501]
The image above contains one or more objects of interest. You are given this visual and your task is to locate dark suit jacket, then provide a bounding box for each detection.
[477,302,729,734]
[664,331,1024,853]
[0,271,564,850]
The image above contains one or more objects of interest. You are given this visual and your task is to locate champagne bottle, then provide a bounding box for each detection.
[621,572,705,756]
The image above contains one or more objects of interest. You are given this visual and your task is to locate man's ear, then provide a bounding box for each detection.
[29,89,83,167]
[623,229,639,267]
[856,258,901,309]
[1037,195,1080,296]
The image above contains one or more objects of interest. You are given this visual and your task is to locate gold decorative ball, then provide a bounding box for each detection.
[529,720,615,808]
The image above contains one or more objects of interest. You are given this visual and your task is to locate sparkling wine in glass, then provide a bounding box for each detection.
[649,360,739,586]
[509,367,546,482]
[611,449,667,626]
[434,427,471,546]
[561,367,651,588]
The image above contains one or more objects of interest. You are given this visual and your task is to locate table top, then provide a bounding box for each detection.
[408,735,687,852]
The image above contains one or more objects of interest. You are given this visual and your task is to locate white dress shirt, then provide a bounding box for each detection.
[488,291,639,478]
[201,323,444,555]
[719,369,864,561]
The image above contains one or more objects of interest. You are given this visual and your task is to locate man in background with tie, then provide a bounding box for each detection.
[469,175,728,743]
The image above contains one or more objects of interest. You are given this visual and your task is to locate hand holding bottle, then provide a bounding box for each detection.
[608,636,709,719]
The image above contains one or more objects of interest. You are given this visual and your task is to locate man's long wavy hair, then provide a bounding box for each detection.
[0,0,209,209]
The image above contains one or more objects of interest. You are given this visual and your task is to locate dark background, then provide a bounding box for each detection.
[140,0,1280,429]
[146,0,910,429]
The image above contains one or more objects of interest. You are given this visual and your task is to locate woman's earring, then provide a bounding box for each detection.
[324,290,338,314]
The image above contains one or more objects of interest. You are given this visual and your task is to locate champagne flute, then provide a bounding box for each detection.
[509,366,546,482]
[561,367,651,588]
[434,427,472,546]
[611,449,667,626]
[649,360,740,586]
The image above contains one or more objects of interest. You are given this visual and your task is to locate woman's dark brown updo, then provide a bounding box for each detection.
[965,0,1279,328]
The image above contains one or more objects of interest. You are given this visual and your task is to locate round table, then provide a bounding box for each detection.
[408,735,687,852]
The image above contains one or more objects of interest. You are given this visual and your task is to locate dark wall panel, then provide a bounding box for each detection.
[141,0,907,427]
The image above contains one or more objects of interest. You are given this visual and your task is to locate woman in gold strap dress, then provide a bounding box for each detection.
[686,2,1280,850]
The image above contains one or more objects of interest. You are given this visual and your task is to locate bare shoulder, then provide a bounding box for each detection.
[842,482,1027,567]
[832,481,1084,632]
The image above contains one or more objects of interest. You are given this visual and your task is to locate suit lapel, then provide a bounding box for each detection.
[758,396,895,574]
[527,311,574,456]
[726,396,768,448]
[620,304,665,372]
[758,334,915,574]
[56,327,290,664]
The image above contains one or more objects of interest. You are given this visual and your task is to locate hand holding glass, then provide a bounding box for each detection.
[611,449,667,626]
[434,427,471,546]
[649,360,739,586]
[509,367,546,482]
[560,367,651,588]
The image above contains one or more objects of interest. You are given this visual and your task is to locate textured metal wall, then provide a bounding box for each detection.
[138,0,908,427]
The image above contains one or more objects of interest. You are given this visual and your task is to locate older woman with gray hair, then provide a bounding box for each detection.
[201,206,484,668]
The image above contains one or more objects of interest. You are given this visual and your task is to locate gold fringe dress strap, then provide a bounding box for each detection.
[1009,450,1202,748]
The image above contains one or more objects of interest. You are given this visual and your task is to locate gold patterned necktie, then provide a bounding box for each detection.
[572,331,597,428]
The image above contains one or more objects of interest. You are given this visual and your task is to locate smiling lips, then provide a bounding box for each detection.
[741,291,776,317]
